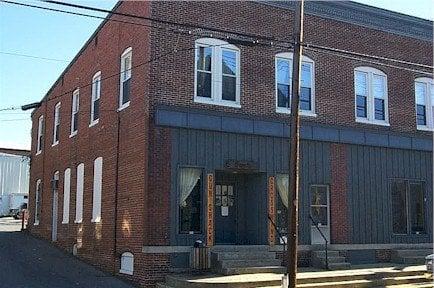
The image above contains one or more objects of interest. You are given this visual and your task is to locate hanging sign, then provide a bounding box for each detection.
[206,173,214,247]
[268,176,276,246]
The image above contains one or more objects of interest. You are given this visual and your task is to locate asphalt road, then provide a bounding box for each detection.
[0,217,135,288]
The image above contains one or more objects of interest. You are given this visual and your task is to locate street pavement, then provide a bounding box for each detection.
[0,217,136,288]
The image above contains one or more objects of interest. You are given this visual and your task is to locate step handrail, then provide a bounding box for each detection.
[267,214,287,256]
[309,213,329,270]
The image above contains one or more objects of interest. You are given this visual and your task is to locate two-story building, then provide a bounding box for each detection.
[28,1,433,287]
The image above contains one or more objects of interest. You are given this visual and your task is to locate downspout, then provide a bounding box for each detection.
[113,113,121,273]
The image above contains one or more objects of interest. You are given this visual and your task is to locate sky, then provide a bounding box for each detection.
[0,0,432,150]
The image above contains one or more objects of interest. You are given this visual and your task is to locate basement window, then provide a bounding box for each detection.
[120,252,134,275]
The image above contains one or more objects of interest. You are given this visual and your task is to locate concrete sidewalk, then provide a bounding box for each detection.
[0,217,136,288]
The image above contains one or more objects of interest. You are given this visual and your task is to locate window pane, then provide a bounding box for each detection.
[311,207,328,226]
[197,47,212,72]
[415,82,426,105]
[93,99,100,121]
[197,72,211,98]
[301,62,311,88]
[373,74,385,99]
[355,71,367,96]
[374,98,385,120]
[409,182,425,234]
[222,75,236,101]
[276,196,287,235]
[122,78,131,104]
[180,178,201,233]
[222,50,236,76]
[391,180,407,234]
[311,186,327,206]
[300,87,311,111]
[73,114,78,132]
[277,84,290,108]
[356,95,367,118]
[417,104,427,125]
[276,59,290,85]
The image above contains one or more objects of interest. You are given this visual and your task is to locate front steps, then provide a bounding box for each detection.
[157,265,431,288]
[311,250,351,270]
[392,249,433,265]
[210,245,285,275]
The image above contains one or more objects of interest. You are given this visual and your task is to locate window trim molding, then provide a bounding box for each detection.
[119,47,132,111]
[415,77,434,131]
[52,102,61,146]
[275,52,316,116]
[90,72,101,127]
[70,88,79,137]
[354,66,389,126]
[193,38,241,108]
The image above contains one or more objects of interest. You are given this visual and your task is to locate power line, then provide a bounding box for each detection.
[0,106,21,112]
[0,51,69,62]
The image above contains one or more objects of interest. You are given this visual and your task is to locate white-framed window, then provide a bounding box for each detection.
[415,77,434,131]
[75,163,84,223]
[52,102,61,146]
[36,115,44,154]
[119,47,132,110]
[90,72,101,126]
[194,38,241,108]
[91,157,103,223]
[275,52,316,116]
[62,168,71,224]
[354,67,389,125]
[70,89,79,136]
[120,252,134,275]
[34,179,42,225]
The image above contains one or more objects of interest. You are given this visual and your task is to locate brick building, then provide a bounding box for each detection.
[28,1,433,287]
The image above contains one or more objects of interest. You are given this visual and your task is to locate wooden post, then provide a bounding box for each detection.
[268,176,276,246]
[287,1,304,287]
[206,173,214,247]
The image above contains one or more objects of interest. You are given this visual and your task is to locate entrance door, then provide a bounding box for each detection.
[215,184,236,244]
[310,185,330,244]
[52,189,58,242]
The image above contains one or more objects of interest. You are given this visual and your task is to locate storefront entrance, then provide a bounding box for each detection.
[214,171,267,245]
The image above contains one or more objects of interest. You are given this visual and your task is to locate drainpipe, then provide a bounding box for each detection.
[113,113,121,273]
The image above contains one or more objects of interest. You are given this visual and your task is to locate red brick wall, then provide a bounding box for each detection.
[330,143,350,244]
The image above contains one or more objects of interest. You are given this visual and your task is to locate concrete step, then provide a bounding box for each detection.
[211,245,270,252]
[166,274,282,288]
[311,250,340,258]
[327,262,352,270]
[221,266,286,275]
[219,259,282,268]
[395,249,433,258]
[212,251,277,261]
[298,275,430,288]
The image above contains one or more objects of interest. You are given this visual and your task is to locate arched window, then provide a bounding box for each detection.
[120,252,134,275]
[415,77,434,130]
[194,38,240,107]
[34,179,42,225]
[92,157,103,223]
[75,163,84,223]
[354,67,389,125]
[275,52,316,115]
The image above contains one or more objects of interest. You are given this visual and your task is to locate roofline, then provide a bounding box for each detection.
[33,1,122,116]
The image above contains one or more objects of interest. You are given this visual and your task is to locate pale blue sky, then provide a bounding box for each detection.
[0,0,432,150]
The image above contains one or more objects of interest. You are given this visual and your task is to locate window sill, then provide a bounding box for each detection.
[89,119,99,128]
[276,107,317,117]
[118,101,130,112]
[91,218,101,223]
[35,151,42,156]
[417,125,434,132]
[69,131,77,138]
[74,220,82,224]
[51,142,59,147]
[61,221,69,225]
[119,269,133,275]
[356,118,390,127]
[194,97,241,108]
[34,221,39,226]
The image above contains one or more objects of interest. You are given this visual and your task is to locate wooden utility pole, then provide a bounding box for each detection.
[287,1,304,288]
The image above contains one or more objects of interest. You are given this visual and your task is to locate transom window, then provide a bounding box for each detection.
[354,67,389,125]
[91,72,101,126]
[275,53,315,116]
[119,47,132,110]
[70,89,79,136]
[415,77,434,131]
[52,102,61,146]
[194,38,240,108]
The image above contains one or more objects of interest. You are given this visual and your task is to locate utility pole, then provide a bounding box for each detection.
[287,1,304,288]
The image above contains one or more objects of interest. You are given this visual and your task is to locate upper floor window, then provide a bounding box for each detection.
[194,38,240,108]
[52,102,61,146]
[119,47,132,110]
[354,67,389,125]
[36,115,44,154]
[70,89,79,136]
[275,53,315,116]
[415,77,434,131]
[91,72,101,126]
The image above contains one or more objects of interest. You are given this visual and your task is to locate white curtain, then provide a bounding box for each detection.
[179,168,201,207]
[276,174,289,208]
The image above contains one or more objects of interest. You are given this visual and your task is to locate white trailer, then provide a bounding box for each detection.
[0,151,30,217]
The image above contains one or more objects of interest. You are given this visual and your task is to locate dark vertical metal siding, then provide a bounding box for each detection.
[170,128,331,246]
[348,145,433,244]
